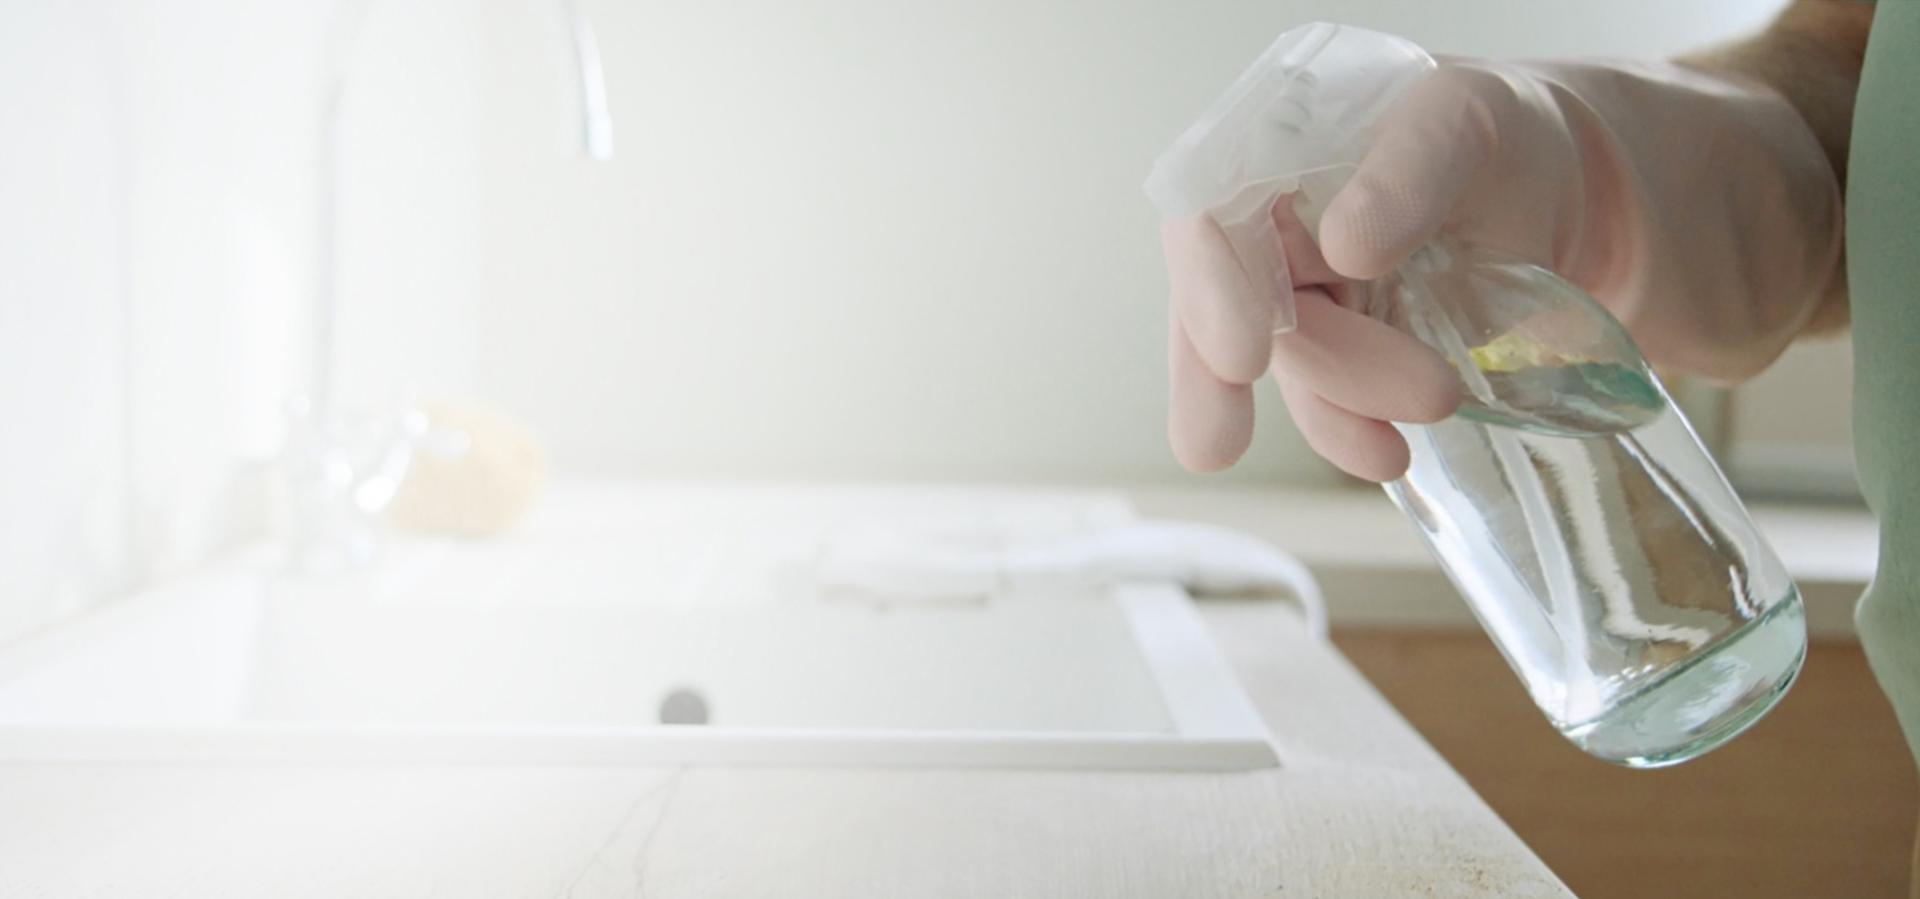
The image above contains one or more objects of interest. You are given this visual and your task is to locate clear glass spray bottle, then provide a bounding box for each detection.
[1146,23,1804,767]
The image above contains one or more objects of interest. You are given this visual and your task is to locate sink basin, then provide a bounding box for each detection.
[0,484,1279,770]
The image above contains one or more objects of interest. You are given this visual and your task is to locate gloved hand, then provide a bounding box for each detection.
[1164,56,1843,481]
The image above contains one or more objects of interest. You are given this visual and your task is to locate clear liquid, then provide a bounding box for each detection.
[1387,365,1805,767]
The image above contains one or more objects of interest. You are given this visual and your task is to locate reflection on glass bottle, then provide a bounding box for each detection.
[1380,242,1806,767]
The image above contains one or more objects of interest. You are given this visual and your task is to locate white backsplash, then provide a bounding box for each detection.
[0,0,1786,643]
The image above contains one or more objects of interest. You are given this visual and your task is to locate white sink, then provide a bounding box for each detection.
[0,485,1278,770]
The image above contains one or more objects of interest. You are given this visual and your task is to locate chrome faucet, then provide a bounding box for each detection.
[565,0,616,162]
[312,0,614,414]
[284,0,613,572]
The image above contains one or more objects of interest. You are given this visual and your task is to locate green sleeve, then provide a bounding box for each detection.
[1848,0,1920,769]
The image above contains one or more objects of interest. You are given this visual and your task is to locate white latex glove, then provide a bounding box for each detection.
[1164,56,1842,481]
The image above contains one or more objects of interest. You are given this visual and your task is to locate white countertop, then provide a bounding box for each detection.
[1132,485,1878,636]
[0,599,1568,897]
[0,483,1601,897]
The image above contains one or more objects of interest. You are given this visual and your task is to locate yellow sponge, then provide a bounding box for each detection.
[387,399,546,536]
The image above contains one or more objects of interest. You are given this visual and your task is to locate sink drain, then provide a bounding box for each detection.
[658,687,710,725]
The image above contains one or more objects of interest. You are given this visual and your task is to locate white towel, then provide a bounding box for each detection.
[815,519,1327,638]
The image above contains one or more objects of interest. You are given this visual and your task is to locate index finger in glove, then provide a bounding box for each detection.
[1271,288,1462,425]
[1162,213,1283,385]
[1317,65,1505,281]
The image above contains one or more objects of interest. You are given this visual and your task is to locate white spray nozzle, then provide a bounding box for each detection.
[1144,23,1435,333]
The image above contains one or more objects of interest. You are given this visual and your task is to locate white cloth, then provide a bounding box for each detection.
[815,519,1327,638]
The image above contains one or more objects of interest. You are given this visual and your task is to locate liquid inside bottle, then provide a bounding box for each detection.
[1373,249,1805,767]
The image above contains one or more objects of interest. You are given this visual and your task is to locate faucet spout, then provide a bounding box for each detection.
[289,0,614,569]
[565,0,615,161]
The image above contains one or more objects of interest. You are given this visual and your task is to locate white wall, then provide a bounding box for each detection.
[116,0,336,570]
[0,2,127,641]
[0,0,1796,641]
[1729,339,1858,500]
[1,0,332,642]
[337,0,1788,486]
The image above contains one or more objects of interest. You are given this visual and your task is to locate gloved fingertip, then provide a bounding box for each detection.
[1318,178,1429,281]
[1399,358,1465,425]
[1168,392,1254,473]
[1304,413,1409,481]
[1332,431,1411,482]
[1279,380,1411,482]
[1200,314,1275,385]
[1164,216,1276,385]
[1171,435,1249,474]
